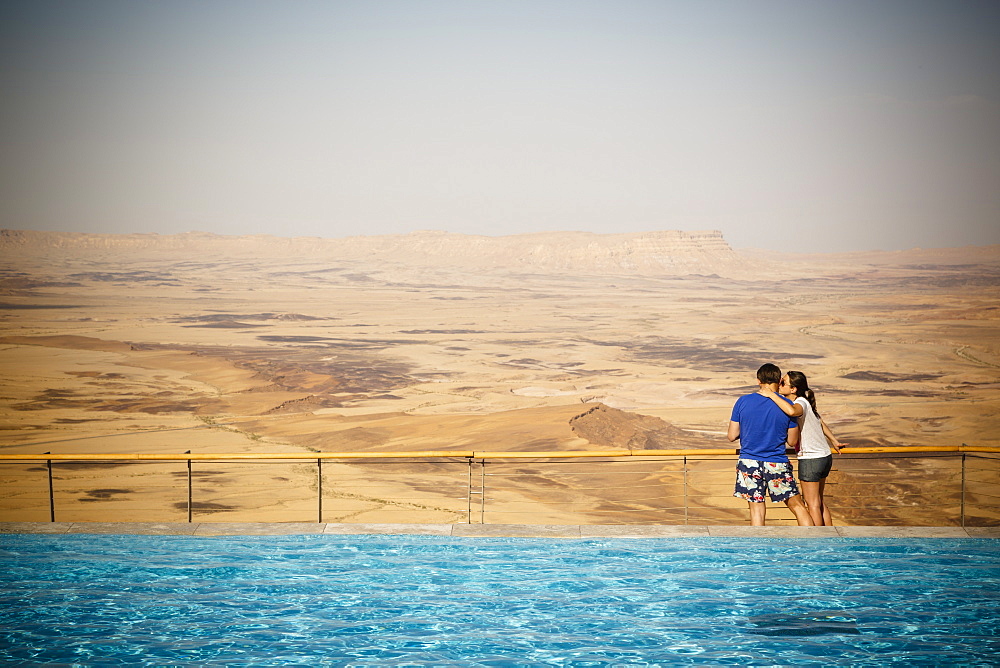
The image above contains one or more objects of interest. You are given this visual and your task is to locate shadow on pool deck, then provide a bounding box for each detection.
[2,522,998,538]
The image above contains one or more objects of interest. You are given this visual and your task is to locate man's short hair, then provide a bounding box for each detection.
[757,363,781,385]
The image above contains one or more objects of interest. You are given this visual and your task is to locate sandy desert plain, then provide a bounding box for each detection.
[1,229,998,526]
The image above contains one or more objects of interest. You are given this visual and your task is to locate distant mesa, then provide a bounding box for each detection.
[570,403,719,450]
[183,320,265,329]
[0,228,754,277]
[840,371,942,383]
[0,302,83,310]
[400,329,486,335]
[271,313,326,321]
[176,313,327,326]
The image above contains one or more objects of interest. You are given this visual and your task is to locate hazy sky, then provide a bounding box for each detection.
[2,1,998,252]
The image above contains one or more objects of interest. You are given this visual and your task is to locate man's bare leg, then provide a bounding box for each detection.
[785,494,814,526]
[801,481,825,526]
[749,501,766,526]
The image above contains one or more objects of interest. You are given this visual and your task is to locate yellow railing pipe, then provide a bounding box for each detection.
[0,451,475,461]
[0,446,996,461]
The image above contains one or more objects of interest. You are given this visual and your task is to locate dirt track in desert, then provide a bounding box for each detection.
[2,231,998,525]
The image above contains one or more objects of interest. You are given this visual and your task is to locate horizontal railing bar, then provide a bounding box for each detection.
[482,508,690,514]
[487,495,683,504]
[2,452,433,461]
[2,445,997,462]
[0,451,477,461]
[483,501,689,507]
[475,450,732,458]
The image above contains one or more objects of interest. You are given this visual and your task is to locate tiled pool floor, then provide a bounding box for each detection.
[2,522,998,538]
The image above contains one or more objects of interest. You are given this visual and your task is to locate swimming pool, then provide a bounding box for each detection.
[1,534,998,665]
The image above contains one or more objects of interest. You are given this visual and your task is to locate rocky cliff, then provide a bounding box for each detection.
[1,228,747,276]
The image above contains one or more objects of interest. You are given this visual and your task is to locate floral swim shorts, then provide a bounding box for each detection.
[734,458,800,503]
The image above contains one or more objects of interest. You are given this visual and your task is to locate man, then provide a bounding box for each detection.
[727,363,813,526]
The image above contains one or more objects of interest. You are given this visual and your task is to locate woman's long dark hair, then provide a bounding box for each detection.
[786,370,819,418]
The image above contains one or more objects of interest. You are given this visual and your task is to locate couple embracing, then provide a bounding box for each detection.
[727,363,846,526]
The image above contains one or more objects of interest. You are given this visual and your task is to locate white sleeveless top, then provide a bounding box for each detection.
[795,397,831,459]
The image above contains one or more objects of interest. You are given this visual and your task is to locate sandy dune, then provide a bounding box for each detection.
[1,230,998,525]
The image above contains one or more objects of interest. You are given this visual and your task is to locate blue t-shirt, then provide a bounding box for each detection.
[730,393,797,462]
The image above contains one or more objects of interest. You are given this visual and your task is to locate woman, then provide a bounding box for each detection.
[761,371,846,526]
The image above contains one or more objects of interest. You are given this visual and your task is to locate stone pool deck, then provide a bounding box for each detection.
[2,522,999,538]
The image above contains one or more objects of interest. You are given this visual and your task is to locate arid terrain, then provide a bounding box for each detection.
[2,229,998,525]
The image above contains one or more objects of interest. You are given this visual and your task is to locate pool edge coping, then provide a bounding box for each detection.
[1,522,997,538]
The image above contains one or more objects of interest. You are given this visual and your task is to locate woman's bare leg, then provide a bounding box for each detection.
[785,494,814,526]
[800,481,825,526]
[819,479,832,525]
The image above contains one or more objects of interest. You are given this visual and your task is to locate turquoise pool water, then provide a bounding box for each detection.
[1,534,998,665]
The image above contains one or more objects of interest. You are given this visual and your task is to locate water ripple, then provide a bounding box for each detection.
[1,534,999,665]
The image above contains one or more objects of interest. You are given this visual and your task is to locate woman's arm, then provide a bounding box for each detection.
[786,424,800,450]
[759,388,803,417]
[820,418,846,453]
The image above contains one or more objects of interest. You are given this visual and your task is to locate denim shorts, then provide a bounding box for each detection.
[734,459,800,503]
[797,455,833,482]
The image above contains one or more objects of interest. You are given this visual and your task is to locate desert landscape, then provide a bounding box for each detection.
[1,229,998,525]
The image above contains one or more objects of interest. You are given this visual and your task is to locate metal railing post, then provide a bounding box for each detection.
[45,452,54,522]
[683,456,688,526]
[317,458,323,523]
[465,457,486,524]
[466,457,474,524]
[186,451,192,523]
[961,450,967,528]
